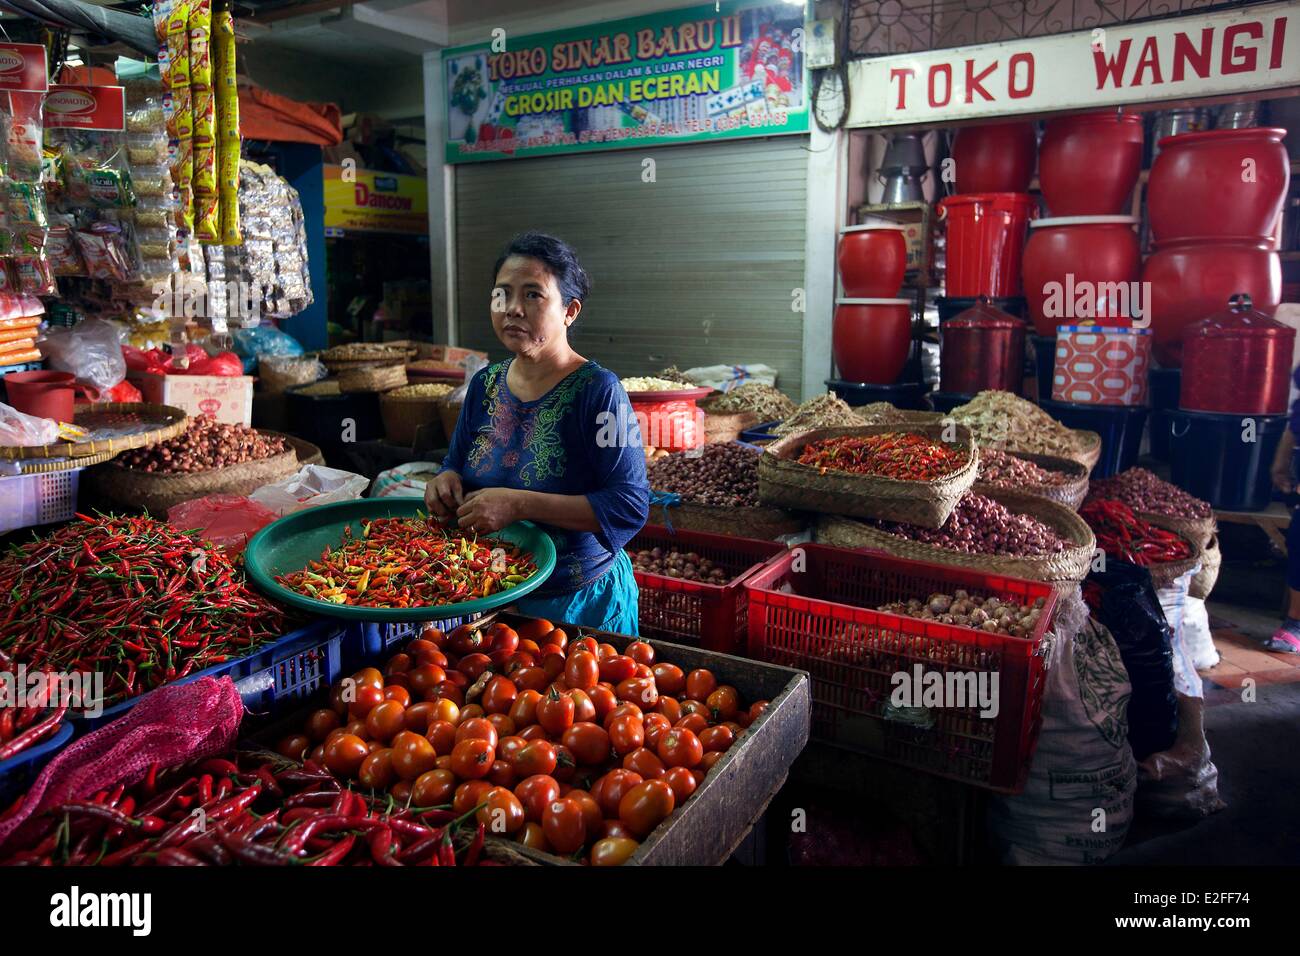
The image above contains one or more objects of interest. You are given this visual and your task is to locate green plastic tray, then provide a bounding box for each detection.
[243,498,557,622]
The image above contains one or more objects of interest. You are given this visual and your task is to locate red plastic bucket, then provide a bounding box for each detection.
[3,371,77,421]
[938,193,1036,297]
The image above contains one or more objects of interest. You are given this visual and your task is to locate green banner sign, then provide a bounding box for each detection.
[442,1,808,163]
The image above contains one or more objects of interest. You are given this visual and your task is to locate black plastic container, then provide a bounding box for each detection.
[1038,398,1148,479]
[826,379,929,410]
[935,296,1027,324]
[1029,334,1057,403]
[926,391,975,414]
[1148,367,1182,462]
[1166,409,1286,511]
[285,384,383,468]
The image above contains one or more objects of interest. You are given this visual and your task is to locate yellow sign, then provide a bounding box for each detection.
[323,165,428,234]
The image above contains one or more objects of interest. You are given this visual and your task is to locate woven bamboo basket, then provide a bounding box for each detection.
[318,343,416,372]
[814,487,1097,584]
[259,356,324,394]
[380,393,447,447]
[339,363,407,394]
[703,411,759,444]
[0,403,188,461]
[1140,513,1210,591]
[84,447,300,515]
[758,423,978,529]
[975,451,1090,511]
[1190,534,1221,599]
[438,400,463,440]
[647,496,806,539]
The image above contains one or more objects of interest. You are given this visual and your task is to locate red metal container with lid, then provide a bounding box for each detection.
[1180,293,1295,415]
[940,297,1027,395]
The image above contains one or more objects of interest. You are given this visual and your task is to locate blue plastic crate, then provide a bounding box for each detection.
[738,420,781,444]
[352,616,479,657]
[0,720,74,807]
[73,618,357,732]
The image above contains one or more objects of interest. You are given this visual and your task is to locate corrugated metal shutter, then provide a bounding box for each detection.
[454,136,808,396]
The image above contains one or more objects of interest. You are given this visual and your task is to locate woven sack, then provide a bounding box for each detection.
[975,451,1090,511]
[758,423,978,529]
[814,487,1097,584]
[86,447,300,515]
[339,363,407,394]
[1135,512,1217,598]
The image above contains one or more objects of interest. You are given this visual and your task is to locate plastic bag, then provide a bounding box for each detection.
[0,401,59,446]
[446,353,488,405]
[37,318,128,392]
[372,462,444,499]
[1084,558,1179,762]
[231,325,304,373]
[1137,693,1227,820]
[1156,566,1201,698]
[1181,596,1219,669]
[167,494,277,555]
[249,465,369,516]
[680,363,778,392]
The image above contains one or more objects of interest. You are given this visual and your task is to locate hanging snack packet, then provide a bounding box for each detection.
[74,221,134,281]
[46,216,86,276]
[6,180,48,232]
[213,4,241,244]
[189,0,220,242]
[4,92,45,183]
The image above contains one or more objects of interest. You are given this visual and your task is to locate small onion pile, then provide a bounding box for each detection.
[1086,467,1212,520]
[116,415,288,474]
[647,443,760,507]
[870,493,1070,556]
[878,590,1048,638]
[977,449,1070,488]
[630,547,730,584]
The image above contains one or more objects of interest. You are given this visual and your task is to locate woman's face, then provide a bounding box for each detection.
[491,255,580,358]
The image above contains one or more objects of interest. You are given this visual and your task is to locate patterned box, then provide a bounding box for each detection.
[1052,325,1151,406]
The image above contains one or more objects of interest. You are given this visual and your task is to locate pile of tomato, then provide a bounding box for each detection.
[275,617,768,866]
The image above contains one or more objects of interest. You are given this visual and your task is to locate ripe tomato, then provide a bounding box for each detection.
[599,655,637,684]
[699,724,736,753]
[700,751,724,772]
[475,786,525,834]
[543,797,588,854]
[509,689,542,727]
[276,734,310,761]
[625,641,655,666]
[425,718,458,756]
[561,722,612,766]
[536,686,575,736]
[481,675,518,714]
[685,669,717,701]
[352,667,385,691]
[633,664,654,680]
[603,702,643,729]
[707,686,741,722]
[748,700,770,724]
[367,740,385,753]
[517,821,550,851]
[385,673,411,692]
[569,789,603,834]
[309,743,327,764]
[588,685,618,723]
[391,780,412,802]
[512,666,548,693]
[453,779,494,815]
[539,647,566,681]
[543,627,570,651]
[406,664,447,698]
[459,653,493,681]
[607,714,645,755]
[515,617,555,645]
[364,701,407,743]
[488,759,516,788]
[642,713,673,750]
[591,837,639,866]
[306,708,341,743]
[383,685,412,708]
[674,713,709,736]
[658,728,704,768]
[406,638,441,663]
[426,682,464,708]
[518,724,550,742]
[651,663,686,696]
[591,769,644,818]
[459,704,486,723]
[518,639,541,657]
[568,688,597,724]
[383,652,412,676]
[616,677,658,708]
[418,624,445,647]
[449,623,486,657]
[564,650,600,691]
[552,744,578,783]
[455,717,499,748]
[323,734,369,778]
[412,768,456,806]
[514,774,561,823]
[568,636,599,657]
[618,779,675,837]
[600,819,636,841]
[347,685,385,720]
[679,699,709,719]
[345,719,367,738]
[513,739,558,777]
[497,735,528,765]
[662,766,698,803]
[328,682,349,718]
[390,731,439,781]
[623,747,666,780]
[488,623,520,656]
[651,699,680,726]
[450,738,496,779]
[442,669,469,690]
[358,748,396,789]
[502,651,536,673]
[436,755,453,771]
[486,713,515,739]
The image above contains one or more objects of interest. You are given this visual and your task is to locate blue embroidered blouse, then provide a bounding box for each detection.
[440,359,650,597]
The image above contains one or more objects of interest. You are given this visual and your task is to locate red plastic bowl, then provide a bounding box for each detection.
[1039,112,1143,216]
[951,121,1037,194]
[1141,238,1281,367]
[1147,127,1290,243]
[1022,216,1141,336]
[837,226,907,298]
[832,298,912,384]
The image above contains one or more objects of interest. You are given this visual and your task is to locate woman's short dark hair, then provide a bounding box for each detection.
[493,232,591,306]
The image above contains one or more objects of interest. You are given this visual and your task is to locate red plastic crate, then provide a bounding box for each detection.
[627,525,787,654]
[744,544,1056,793]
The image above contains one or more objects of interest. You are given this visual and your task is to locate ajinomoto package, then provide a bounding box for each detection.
[214,4,241,245]
[189,0,219,242]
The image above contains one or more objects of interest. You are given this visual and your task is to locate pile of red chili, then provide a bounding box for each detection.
[798,432,966,481]
[1080,498,1194,566]
[0,751,494,866]
[0,514,287,706]
[0,702,67,762]
[276,517,538,609]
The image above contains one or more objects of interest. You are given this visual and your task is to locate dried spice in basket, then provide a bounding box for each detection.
[1085,468,1212,520]
[0,514,287,705]
[948,390,1085,458]
[702,382,796,422]
[1079,498,1194,566]
[647,443,760,506]
[275,516,537,608]
[773,393,862,436]
[797,433,966,481]
[870,493,1070,556]
[976,449,1070,487]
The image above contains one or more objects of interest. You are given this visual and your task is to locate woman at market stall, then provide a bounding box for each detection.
[425,232,649,632]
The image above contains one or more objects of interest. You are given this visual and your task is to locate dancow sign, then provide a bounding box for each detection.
[323,165,428,235]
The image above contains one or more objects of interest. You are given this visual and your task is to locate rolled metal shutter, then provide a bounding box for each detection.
[454,136,808,396]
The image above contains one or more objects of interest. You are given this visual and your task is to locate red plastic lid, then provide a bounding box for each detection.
[1187,293,1293,339]
[946,297,1026,329]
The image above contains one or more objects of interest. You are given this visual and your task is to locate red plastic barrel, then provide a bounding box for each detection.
[937,193,1036,297]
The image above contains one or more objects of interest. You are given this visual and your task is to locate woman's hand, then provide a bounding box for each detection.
[425,470,464,519]
[457,488,523,533]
